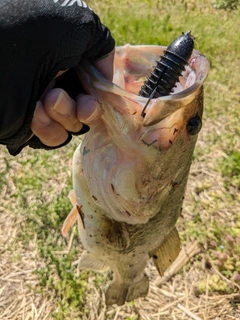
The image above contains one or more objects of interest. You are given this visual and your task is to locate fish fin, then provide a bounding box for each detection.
[78,252,109,272]
[105,274,149,306]
[68,189,77,206]
[61,205,79,237]
[151,226,181,276]
[61,190,79,237]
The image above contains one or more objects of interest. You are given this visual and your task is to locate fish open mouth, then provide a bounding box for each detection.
[113,45,209,97]
[77,45,209,131]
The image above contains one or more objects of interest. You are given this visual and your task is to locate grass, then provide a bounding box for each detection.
[0,0,240,319]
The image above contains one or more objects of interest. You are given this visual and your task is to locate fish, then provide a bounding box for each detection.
[62,44,209,306]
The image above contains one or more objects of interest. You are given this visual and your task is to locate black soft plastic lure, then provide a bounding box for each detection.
[140,31,194,116]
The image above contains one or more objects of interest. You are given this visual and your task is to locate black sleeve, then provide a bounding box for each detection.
[0,0,115,155]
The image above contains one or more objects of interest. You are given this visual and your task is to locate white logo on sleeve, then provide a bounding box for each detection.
[53,0,90,8]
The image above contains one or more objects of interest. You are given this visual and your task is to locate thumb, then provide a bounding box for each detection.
[93,48,115,81]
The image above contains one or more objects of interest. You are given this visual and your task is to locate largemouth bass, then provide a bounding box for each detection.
[63,44,209,306]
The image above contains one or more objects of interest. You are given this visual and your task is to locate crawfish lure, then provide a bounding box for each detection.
[140,31,194,116]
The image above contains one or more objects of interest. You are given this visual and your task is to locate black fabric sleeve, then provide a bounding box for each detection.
[0,0,115,155]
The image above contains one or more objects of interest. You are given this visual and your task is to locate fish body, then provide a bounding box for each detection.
[68,45,209,305]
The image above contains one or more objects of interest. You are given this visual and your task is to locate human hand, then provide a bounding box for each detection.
[31,49,115,148]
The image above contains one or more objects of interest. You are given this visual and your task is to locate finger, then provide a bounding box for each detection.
[43,88,83,133]
[31,101,69,147]
[76,94,100,125]
[93,48,115,81]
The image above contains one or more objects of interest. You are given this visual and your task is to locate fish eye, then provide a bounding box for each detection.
[186,114,202,135]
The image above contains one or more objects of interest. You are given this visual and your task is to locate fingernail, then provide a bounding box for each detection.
[76,95,100,124]
[52,91,73,116]
[34,101,51,125]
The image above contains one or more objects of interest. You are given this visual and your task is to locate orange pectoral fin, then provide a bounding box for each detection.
[68,189,77,206]
[61,205,79,238]
[61,190,80,237]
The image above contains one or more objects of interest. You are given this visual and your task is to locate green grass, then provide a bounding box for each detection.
[1,0,240,318]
